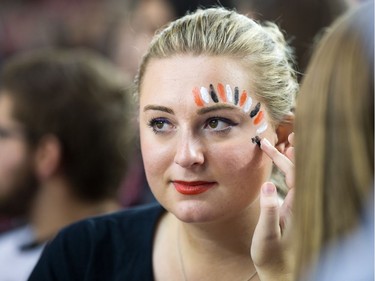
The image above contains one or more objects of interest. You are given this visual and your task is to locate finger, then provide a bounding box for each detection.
[288,132,295,146]
[261,138,294,180]
[282,133,295,161]
[279,188,294,234]
[284,146,294,162]
[256,182,281,241]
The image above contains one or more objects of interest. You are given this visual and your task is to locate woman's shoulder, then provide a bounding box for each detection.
[28,203,165,281]
[61,202,165,242]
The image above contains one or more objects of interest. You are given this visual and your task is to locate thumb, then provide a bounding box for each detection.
[256,182,281,241]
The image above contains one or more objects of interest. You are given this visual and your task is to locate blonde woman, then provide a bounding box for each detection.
[29,8,297,281]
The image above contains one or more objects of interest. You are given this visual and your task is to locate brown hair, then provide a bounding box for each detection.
[0,49,132,202]
[293,3,374,278]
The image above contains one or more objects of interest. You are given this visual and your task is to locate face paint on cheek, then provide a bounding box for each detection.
[250,102,261,118]
[253,110,264,125]
[249,102,269,147]
[256,122,268,134]
[242,96,253,113]
[251,135,261,147]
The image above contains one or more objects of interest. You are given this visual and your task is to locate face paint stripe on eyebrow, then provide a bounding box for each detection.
[225,84,233,103]
[250,102,261,118]
[253,110,264,125]
[256,122,268,134]
[209,84,219,103]
[193,87,204,106]
[217,83,227,102]
[234,87,239,105]
[239,90,247,106]
[200,87,210,103]
[243,96,252,113]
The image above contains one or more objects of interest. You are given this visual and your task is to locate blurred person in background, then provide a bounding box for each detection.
[111,0,236,84]
[234,0,353,81]
[0,49,133,281]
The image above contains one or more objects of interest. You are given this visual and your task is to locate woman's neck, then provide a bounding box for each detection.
[155,198,259,281]
[178,199,260,259]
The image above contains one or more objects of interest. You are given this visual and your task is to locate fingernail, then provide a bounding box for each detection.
[262,183,276,195]
[261,138,271,148]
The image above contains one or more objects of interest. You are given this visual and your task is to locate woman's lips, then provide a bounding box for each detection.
[173,181,216,195]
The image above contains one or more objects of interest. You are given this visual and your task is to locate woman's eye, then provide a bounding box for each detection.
[204,117,238,132]
[208,119,219,129]
[148,118,174,134]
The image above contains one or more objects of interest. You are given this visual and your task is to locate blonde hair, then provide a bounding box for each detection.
[136,7,298,124]
[135,7,298,193]
[293,3,374,279]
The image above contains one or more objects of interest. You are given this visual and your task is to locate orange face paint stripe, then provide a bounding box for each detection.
[217,83,227,102]
[193,87,204,106]
[253,110,264,125]
[239,90,247,106]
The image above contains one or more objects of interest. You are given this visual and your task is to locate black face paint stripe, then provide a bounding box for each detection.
[250,102,261,118]
[251,136,261,147]
[234,86,239,105]
[209,84,219,103]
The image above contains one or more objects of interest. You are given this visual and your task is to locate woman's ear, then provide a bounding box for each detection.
[34,135,62,181]
[275,112,294,153]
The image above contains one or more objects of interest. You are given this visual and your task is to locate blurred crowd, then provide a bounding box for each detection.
[0,0,361,79]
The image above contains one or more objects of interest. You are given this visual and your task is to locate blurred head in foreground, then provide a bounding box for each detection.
[294,2,374,278]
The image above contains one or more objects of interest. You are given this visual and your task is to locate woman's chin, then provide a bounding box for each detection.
[169,200,229,224]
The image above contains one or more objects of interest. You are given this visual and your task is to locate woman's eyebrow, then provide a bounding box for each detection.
[197,104,237,115]
[143,105,174,114]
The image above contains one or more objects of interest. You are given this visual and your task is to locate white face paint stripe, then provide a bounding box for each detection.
[256,122,268,134]
[200,87,210,103]
[225,84,233,103]
[242,96,253,113]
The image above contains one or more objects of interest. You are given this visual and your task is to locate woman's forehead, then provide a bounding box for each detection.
[141,56,251,89]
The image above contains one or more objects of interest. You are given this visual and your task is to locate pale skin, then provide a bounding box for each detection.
[253,135,295,281]
[139,55,295,281]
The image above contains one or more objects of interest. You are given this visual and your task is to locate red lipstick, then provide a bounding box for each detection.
[173,181,216,195]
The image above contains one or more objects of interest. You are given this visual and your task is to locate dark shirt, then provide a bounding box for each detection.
[28,203,165,281]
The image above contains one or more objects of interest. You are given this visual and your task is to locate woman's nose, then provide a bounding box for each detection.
[174,135,204,168]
